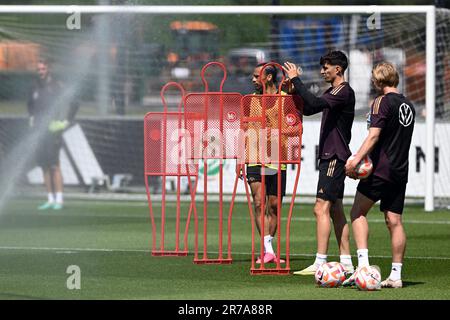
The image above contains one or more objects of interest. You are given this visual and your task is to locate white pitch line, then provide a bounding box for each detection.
[360,218,450,225]
[0,246,449,261]
[0,246,146,253]
[65,213,450,225]
[288,217,450,225]
[227,251,450,261]
[62,200,450,225]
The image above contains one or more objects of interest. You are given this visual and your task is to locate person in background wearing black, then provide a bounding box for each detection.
[28,59,79,210]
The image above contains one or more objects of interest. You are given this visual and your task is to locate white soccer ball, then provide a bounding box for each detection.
[348,154,373,179]
[355,265,382,291]
[315,262,346,288]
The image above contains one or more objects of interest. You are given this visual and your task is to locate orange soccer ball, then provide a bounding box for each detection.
[355,265,382,291]
[348,155,373,179]
[315,262,346,288]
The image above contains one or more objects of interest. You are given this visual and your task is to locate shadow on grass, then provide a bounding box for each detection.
[402,281,425,287]
[228,256,312,264]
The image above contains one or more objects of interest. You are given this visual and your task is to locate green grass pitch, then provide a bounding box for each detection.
[0,198,449,300]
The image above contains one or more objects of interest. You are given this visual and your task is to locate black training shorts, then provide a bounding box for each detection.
[36,133,62,168]
[246,165,286,197]
[357,174,407,214]
[316,157,346,203]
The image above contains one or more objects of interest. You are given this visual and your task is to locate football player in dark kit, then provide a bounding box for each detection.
[283,51,355,276]
[344,62,415,288]
[28,59,79,210]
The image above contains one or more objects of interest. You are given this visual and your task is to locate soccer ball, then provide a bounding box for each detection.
[315,262,346,288]
[355,265,382,291]
[348,155,373,179]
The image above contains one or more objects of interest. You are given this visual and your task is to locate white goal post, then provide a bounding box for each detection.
[0,5,438,211]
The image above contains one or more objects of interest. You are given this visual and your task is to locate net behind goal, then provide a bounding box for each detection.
[0,5,448,210]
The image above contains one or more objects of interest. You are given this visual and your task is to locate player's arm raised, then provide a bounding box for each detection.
[283,61,329,115]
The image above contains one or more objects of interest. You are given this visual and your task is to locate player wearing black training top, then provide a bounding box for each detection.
[344,62,415,288]
[283,51,355,276]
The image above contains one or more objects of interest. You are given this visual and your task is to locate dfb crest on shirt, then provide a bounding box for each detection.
[285,113,297,126]
[399,103,413,127]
